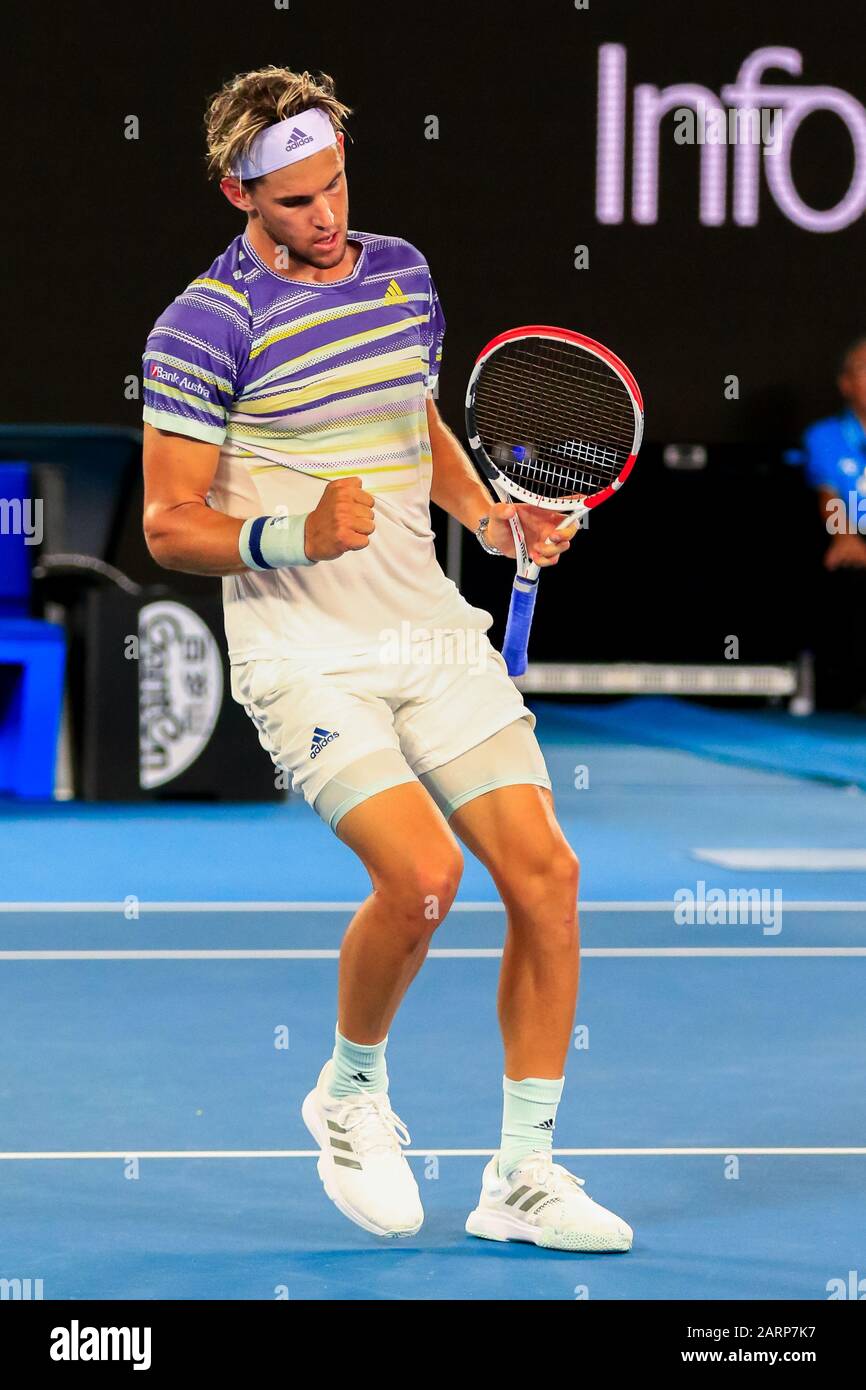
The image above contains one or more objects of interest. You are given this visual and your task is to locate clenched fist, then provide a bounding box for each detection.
[304,477,376,561]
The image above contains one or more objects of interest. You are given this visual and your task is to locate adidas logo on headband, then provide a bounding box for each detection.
[285,126,315,153]
[233,109,336,180]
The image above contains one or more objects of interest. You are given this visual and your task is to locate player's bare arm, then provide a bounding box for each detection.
[143,422,375,574]
[425,397,573,567]
[143,424,246,576]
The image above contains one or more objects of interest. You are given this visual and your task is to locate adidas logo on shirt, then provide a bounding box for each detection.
[383,278,408,303]
[310,726,340,758]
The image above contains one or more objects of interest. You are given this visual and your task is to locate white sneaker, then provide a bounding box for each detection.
[302,1060,423,1238]
[466,1151,633,1252]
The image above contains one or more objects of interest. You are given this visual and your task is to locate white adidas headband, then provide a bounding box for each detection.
[232,107,337,181]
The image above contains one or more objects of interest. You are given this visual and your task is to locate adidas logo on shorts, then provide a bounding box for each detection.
[310,726,340,758]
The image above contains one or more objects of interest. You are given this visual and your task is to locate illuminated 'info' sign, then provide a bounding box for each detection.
[597,45,866,233]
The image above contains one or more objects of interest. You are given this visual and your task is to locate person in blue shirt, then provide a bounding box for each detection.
[802,338,866,570]
[801,338,866,707]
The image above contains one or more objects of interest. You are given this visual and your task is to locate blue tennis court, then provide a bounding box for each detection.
[9,0,866,1334]
[2,708,864,1300]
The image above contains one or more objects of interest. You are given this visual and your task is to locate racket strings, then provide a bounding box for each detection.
[492,349,628,431]
[502,439,620,499]
[480,355,632,475]
[496,340,635,442]
[472,339,637,500]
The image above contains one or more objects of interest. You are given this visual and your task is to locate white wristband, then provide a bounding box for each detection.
[239,514,316,571]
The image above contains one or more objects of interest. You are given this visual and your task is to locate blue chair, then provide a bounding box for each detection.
[0,462,66,798]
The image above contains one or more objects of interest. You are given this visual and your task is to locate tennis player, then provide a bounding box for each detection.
[141,65,632,1253]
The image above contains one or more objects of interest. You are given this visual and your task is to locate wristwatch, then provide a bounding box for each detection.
[475,514,506,556]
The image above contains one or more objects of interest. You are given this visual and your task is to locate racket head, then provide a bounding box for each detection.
[465,325,644,513]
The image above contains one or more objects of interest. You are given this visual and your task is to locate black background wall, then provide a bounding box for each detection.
[5,0,862,668]
[6,0,865,441]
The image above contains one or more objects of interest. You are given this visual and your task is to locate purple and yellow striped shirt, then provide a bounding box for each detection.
[143,230,488,661]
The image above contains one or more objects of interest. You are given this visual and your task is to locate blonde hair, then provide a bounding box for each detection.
[204,65,353,181]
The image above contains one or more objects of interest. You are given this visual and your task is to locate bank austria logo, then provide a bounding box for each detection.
[148,359,209,400]
[138,601,224,790]
[597,44,866,232]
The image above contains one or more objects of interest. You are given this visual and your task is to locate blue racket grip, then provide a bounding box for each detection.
[502,577,539,677]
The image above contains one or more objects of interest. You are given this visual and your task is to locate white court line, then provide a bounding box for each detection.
[695,849,866,871]
[2,900,866,913]
[1,947,865,960]
[0,1147,863,1161]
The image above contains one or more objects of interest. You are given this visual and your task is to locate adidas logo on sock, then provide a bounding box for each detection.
[534,1117,555,1130]
[351,1071,372,1084]
[310,726,340,758]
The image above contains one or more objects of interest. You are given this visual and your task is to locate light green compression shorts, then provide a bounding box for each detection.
[314,716,551,832]
[231,633,552,834]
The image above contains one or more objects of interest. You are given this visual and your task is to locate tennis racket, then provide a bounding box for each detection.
[465,325,644,676]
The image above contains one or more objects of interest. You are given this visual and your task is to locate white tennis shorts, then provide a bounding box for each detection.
[230,629,549,827]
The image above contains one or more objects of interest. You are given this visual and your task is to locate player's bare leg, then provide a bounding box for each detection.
[450,784,578,1078]
[452,783,632,1252]
[334,781,463,1041]
[301,781,462,1237]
